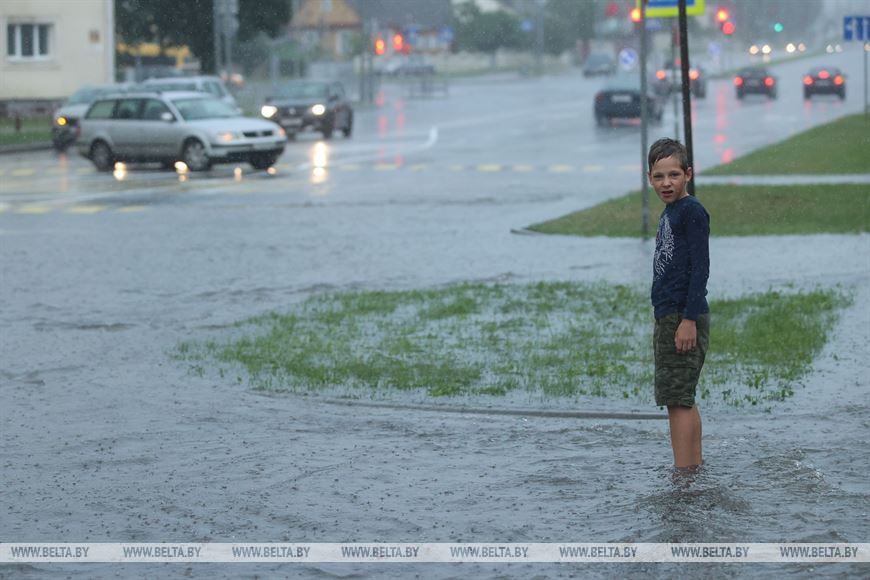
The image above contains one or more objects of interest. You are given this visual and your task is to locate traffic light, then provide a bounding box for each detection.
[374,37,385,55]
[630,7,641,23]
[716,8,729,22]
[392,33,404,52]
[773,22,783,33]
[722,21,735,35]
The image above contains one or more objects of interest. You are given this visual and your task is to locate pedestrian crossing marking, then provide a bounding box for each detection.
[448,164,465,172]
[117,205,147,213]
[548,165,574,173]
[16,205,52,214]
[66,205,105,214]
[11,168,35,177]
[477,164,502,172]
[373,163,398,171]
[583,165,604,172]
[512,165,534,172]
[0,202,9,213]
[408,164,428,172]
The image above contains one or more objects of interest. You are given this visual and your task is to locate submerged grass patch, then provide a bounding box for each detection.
[178,282,849,408]
[527,184,869,237]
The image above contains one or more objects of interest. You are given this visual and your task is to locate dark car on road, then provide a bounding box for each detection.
[734,67,778,99]
[803,66,846,100]
[653,63,707,99]
[260,81,353,140]
[582,52,616,77]
[594,74,663,126]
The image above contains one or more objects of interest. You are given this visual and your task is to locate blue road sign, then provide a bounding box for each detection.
[843,16,870,41]
[639,0,704,18]
[618,48,638,70]
[439,26,454,43]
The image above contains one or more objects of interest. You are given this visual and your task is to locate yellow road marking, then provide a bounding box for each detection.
[448,164,465,172]
[408,164,428,172]
[582,164,604,172]
[66,205,105,214]
[548,164,574,173]
[374,163,398,171]
[11,168,35,177]
[512,164,534,172]
[0,202,10,213]
[117,205,146,213]
[477,164,502,172]
[16,205,52,214]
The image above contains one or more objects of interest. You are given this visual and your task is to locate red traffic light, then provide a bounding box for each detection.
[716,8,729,22]
[722,21,735,35]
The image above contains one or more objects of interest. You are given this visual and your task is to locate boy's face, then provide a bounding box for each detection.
[648,155,693,205]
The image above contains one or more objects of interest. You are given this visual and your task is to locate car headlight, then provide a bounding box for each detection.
[311,104,326,116]
[217,131,239,142]
[55,116,68,127]
[261,105,278,118]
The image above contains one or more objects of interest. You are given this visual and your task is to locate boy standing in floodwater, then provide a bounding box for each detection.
[648,138,710,469]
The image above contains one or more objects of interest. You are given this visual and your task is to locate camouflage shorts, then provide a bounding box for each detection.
[654,312,710,408]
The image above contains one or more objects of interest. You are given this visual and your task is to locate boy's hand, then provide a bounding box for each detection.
[674,319,697,354]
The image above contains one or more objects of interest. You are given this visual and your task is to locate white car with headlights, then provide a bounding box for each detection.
[259,81,353,140]
[77,91,285,171]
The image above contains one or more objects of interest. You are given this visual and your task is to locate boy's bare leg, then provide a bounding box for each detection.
[667,405,702,468]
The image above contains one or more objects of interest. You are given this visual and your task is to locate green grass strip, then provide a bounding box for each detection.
[178,282,849,409]
[704,113,870,175]
[527,184,869,237]
[0,117,51,146]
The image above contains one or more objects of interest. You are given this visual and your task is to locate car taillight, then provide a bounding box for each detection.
[834,75,844,85]
[818,70,829,79]
[689,69,699,80]
[734,77,743,86]
[803,75,814,85]
[656,69,666,80]
[764,77,775,87]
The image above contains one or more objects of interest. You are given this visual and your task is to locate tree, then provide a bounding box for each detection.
[453,1,525,54]
[543,0,598,55]
[115,0,292,73]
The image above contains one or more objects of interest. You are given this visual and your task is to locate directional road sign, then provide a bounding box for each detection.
[843,16,870,41]
[618,48,638,71]
[637,0,705,18]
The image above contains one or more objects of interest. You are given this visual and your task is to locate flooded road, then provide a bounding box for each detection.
[1,46,868,578]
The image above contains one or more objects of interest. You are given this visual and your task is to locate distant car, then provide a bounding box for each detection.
[375,55,436,76]
[803,66,845,100]
[653,63,707,99]
[734,68,777,99]
[594,74,663,126]
[748,41,773,56]
[582,52,616,77]
[77,91,285,172]
[139,75,238,108]
[259,81,353,140]
[51,84,133,151]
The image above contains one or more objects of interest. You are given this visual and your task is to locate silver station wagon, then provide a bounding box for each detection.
[77,91,286,171]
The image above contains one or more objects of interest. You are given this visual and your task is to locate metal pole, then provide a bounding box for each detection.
[864,41,868,122]
[213,0,222,75]
[671,22,679,140]
[536,0,545,76]
[677,0,695,196]
[640,0,650,239]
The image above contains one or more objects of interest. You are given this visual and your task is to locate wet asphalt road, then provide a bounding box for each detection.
[1,46,868,578]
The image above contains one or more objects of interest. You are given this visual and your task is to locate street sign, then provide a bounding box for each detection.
[843,16,870,41]
[637,0,705,18]
[439,26,454,44]
[618,48,638,70]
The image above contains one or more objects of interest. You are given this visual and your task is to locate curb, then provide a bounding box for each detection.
[0,142,53,154]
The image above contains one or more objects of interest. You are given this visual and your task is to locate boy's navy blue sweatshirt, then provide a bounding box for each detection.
[652,195,710,320]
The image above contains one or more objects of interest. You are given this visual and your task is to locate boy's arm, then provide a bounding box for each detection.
[683,205,710,321]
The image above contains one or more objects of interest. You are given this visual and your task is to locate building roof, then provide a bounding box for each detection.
[347,0,452,30]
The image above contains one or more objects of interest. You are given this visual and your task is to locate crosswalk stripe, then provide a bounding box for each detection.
[583,164,604,172]
[512,165,534,172]
[0,202,10,213]
[374,163,398,171]
[117,205,147,213]
[66,205,105,214]
[448,164,465,172]
[408,164,428,172]
[548,164,574,173]
[11,168,35,177]
[477,164,502,172]
[16,205,52,214]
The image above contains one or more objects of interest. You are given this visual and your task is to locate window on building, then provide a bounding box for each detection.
[7,23,53,59]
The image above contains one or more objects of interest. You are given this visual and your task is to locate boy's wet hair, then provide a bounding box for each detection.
[648,138,689,173]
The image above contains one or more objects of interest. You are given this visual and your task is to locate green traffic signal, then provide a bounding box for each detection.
[773,22,783,32]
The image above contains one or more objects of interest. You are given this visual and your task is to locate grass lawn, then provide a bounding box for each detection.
[705,113,870,175]
[528,184,869,237]
[178,282,848,409]
[0,117,52,146]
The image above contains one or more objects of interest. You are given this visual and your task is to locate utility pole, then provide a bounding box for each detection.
[640,0,650,238]
[535,0,545,75]
[677,0,695,196]
[212,0,222,74]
